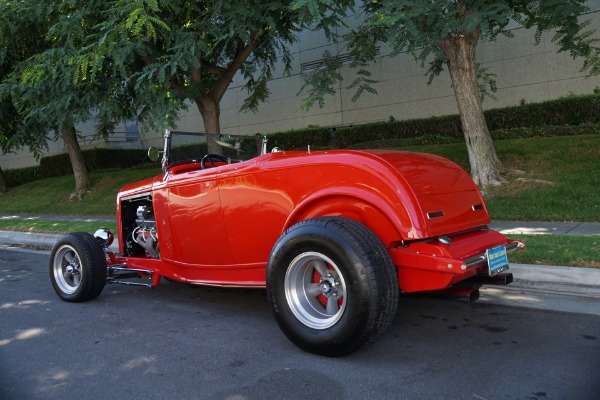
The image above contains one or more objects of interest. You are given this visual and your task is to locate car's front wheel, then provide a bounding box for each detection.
[267,217,399,357]
[49,232,107,302]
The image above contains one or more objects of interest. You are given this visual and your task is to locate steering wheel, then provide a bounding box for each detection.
[200,154,229,169]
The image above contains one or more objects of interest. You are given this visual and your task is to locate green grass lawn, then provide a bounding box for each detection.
[0,166,161,215]
[508,234,599,268]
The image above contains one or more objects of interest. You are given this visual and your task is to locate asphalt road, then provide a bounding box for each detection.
[1,248,599,400]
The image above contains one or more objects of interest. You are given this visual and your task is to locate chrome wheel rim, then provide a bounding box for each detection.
[53,245,83,295]
[284,252,347,330]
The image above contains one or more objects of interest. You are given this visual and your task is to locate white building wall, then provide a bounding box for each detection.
[3,1,600,170]
[216,2,600,133]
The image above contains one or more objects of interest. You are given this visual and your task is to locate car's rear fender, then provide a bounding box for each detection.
[284,186,417,247]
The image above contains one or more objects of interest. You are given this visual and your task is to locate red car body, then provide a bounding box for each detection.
[116,148,520,292]
[50,130,524,356]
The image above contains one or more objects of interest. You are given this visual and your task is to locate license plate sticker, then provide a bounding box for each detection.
[487,245,509,276]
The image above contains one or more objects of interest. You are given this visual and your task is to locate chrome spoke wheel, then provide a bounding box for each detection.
[53,245,83,295]
[284,252,347,330]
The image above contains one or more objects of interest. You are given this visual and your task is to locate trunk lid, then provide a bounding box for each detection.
[367,151,490,237]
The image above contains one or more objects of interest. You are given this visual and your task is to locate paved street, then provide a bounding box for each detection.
[1,248,599,400]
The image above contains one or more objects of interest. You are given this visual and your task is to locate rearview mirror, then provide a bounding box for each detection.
[148,147,161,162]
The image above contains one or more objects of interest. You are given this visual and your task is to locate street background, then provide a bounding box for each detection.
[1,247,599,400]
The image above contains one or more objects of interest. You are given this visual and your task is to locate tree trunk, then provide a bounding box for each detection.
[187,34,260,157]
[196,97,223,155]
[61,124,91,200]
[438,30,503,188]
[0,164,7,195]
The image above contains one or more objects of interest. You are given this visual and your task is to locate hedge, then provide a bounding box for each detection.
[265,92,600,149]
[347,123,600,149]
[490,122,600,141]
[266,126,331,150]
[485,95,600,130]
[335,115,462,148]
[39,147,149,179]
[3,165,43,188]
[339,93,600,148]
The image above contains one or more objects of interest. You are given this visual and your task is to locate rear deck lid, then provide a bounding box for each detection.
[367,151,490,237]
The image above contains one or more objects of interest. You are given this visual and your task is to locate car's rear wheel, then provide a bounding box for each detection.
[267,217,399,357]
[49,232,107,302]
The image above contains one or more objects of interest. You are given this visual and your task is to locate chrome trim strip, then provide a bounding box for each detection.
[464,255,486,268]
[463,241,523,268]
[108,266,154,275]
[107,280,152,287]
[188,282,266,289]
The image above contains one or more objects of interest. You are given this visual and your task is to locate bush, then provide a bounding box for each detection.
[486,95,600,130]
[335,115,463,148]
[169,142,209,162]
[4,166,42,188]
[330,93,600,148]
[348,134,461,149]
[39,148,150,179]
[267,127,331,150]
[490,123,600,140]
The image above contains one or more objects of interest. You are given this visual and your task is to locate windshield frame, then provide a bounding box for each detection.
[161,130,268,171]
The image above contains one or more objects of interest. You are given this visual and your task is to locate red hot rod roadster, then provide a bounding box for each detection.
[49,130,524,356]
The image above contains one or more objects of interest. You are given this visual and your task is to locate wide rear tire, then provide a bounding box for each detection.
[267,217,399,357]
[49,232,107,302]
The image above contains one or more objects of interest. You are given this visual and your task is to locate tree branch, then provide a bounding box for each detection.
[171,82,188,98]
[200,59,226,76]
[209,31,260,102]
[227,31,260,78]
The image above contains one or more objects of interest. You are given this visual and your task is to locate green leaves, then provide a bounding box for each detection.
[348,69,378,103]
[298,51,343,110]
[123,4,170,41]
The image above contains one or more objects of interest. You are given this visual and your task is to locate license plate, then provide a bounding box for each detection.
[486,245,509,276]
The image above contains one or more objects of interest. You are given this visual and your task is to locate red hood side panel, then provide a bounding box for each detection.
[118,176,157,199]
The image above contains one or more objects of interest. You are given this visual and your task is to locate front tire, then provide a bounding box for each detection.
[267,217,399,357]
[49,232,107,302]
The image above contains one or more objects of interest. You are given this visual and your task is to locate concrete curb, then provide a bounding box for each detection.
[508,264,600,298]
[0,213,115,223]
[0,230,60,248]
[0,230,119,252]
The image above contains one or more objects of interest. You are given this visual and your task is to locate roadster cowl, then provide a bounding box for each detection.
[50,130,524,356]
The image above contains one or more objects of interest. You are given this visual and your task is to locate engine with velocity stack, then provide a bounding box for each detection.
[120,195,160,258]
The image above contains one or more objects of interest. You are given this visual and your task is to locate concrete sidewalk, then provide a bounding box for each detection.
[489,221,600,236]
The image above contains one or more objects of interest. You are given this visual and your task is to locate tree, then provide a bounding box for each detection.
[0,1,51,195]
[0,97,49,195]
[77,0,351,154]
[294,0,600,187]
[0,1,136,199]
[0,164,5,195]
